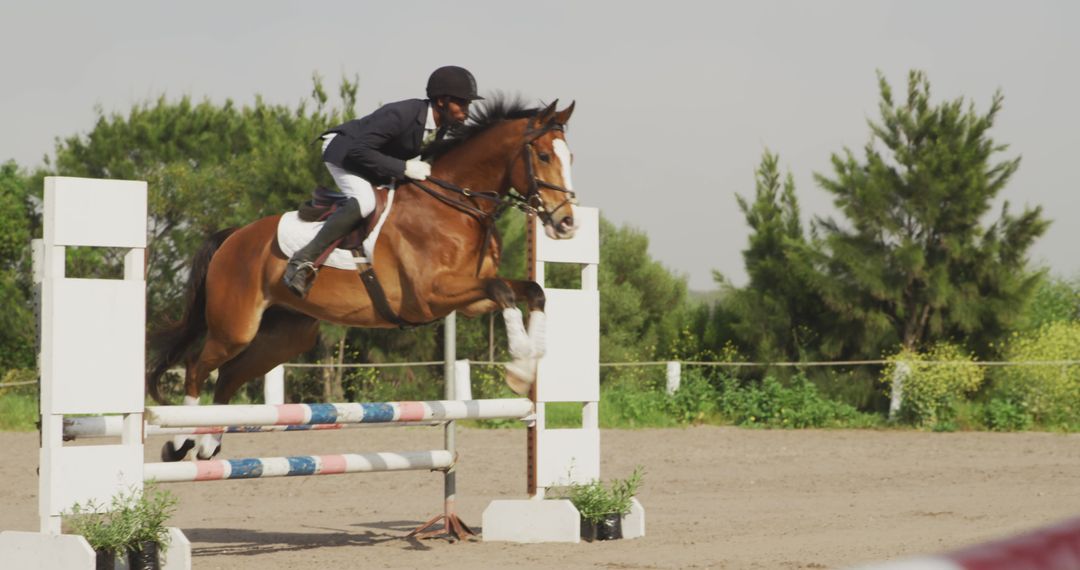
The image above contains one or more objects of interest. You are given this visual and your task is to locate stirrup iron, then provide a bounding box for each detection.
[284,260,317,298]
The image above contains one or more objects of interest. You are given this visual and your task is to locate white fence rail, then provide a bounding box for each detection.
[258,358,1080,419]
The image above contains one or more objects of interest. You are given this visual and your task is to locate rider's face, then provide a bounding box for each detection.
[443,97,470,124]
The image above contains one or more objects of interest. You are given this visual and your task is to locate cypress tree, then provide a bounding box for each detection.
[806,70,1048,358]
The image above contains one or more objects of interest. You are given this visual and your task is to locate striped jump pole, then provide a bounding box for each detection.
[63,416,442,439]
[145,398,534,428]
[144,450,454,484]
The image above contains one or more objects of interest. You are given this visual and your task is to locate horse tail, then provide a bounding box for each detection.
[146,227,238,404]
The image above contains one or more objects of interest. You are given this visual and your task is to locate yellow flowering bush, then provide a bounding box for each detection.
[883,343,984,427]
[993,321,1080,426]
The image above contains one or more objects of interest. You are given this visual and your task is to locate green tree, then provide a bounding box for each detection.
[805,70,1048,358]
[595,217,687,363]
[0,161,36,370]
[724,151,826,362]
[50,75,358,321]
[1018,275,1080,332]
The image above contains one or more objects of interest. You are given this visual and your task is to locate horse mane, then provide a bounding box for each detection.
[422,93,541,161]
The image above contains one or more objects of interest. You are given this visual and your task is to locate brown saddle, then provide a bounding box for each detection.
[297,186,389,265]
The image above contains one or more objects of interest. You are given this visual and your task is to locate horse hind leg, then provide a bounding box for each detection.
[190,308,319,459]
[214,308,320,403]
[160,331,253,461]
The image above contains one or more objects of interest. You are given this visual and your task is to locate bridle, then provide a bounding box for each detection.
[417,120,576,227]
[411,119,577,275]
[519,123,577,228]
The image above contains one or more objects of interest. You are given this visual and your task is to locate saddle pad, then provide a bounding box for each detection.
[276,189,397,270]
[276,212,361,269]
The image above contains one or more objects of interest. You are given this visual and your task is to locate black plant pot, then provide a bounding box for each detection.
[580,513,623,542]
[94,549,115,570]
[127,540,161,570]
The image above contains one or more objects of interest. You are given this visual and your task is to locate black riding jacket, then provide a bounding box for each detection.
[320,98,430,185]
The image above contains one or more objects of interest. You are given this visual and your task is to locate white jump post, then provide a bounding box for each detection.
[0,177,191,569]
[482,207,645,542]
[263,365,285,405]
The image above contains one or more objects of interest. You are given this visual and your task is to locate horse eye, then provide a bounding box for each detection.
[538,152,551,163]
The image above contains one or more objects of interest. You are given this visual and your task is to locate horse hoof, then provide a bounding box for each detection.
[162,439,195,462]
[505,360,536,396]
[196,436,223,460]
[195,447,221,460]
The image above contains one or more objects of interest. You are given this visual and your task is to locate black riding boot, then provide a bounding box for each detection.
[283,198,365,298]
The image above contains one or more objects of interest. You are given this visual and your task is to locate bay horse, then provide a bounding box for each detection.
[146,97,578,461]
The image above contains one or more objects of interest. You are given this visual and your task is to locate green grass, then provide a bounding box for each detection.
[7,376,1076,433]
[0,392,38,431]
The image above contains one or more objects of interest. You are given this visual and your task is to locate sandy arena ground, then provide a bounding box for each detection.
[2,426,1079,569]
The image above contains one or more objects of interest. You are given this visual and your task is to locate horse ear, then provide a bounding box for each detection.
[554,100,575,125]
[535,99,559,127]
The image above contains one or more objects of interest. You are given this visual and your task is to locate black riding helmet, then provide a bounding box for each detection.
[426,66,484,101]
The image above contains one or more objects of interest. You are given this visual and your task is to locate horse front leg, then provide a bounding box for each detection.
[504,279,547,358]
[434,276,546,395]
[497,280,548,394]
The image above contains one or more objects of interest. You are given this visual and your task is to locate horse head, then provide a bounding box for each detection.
[422,96,580,239]
[513,99,578,239]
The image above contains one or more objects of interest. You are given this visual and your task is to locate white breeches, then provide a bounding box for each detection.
[321,133,376,217]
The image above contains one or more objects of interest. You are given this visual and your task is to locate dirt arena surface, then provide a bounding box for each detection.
[3,426,1079,569]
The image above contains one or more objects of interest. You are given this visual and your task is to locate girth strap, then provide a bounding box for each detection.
[358,266,430,329]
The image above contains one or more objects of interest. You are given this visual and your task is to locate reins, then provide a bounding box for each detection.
[359,116,576,328]
[406,120,575,276]
[411,121,577,226]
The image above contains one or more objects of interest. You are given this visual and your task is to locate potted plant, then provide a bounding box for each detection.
[123,483,179,570]
[65,497,134,570]
[65,484,178,570]
[564,466,644,542]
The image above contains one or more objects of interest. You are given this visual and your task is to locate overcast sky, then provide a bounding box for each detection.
[2,1,1076,290]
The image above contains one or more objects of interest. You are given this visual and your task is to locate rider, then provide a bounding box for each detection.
[283,65,484,298]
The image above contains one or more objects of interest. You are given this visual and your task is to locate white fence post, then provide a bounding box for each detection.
[454,359,472,401]
[666,361,681,395]
[264,365,285,405]
[888,361,909,421]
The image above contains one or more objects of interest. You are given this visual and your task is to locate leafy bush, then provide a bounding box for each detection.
[65,484,178,556]
[65,500,132,557]
[602,383,678,427]
[991,321,1080,427]
[983,398,1034,432]
[882,343,984,428]
[561,466,644,524]
[716,374,873,428]
[1020,276,1080,331]
[664,368,719,424]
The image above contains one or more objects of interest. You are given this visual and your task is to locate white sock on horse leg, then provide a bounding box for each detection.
[503,307,531,360]
[197,433,222,459]
[173,395,201,450]
[527,310,546,358]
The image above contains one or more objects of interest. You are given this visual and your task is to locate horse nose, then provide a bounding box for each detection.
[559,216,575,234]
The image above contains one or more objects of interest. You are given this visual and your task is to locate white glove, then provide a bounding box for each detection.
[404,159,431,181]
